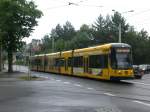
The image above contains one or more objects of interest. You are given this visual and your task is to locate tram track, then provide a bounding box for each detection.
[33,71,150,99]
[35,77,150,103]
[38,85,150,103]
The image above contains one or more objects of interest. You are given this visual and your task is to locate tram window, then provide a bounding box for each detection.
[34,59,37,65]
[34,60,36,65]
[38,59,42,66]
[65,59,67,70]
[34,59,39,66]
[36,59,41,66]
[89,55,108,68]
[68,57,73,67]
[44,58,48,66]
[59,59,65,66]
[73,56,83,67]
[31,59,35,66]
[33,60,36,65]
[55,59,59,66]
[55,58,65,67]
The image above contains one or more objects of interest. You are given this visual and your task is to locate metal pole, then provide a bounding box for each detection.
[119,23,121,43]
[28,44,32,80]
[28,56,30,80]
[0,41,2,71]
[52,37,54,53]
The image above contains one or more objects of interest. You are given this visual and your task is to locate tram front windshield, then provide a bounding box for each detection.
[111,48,132,69]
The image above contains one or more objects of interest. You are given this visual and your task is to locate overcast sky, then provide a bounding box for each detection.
[24,0,150,43]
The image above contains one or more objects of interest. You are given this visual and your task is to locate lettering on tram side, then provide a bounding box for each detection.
[73,67,84,74]
[92,68,102,76]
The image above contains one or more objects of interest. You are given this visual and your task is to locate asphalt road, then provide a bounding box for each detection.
[1,65,150,112]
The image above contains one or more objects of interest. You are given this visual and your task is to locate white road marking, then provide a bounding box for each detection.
[74,84,82,87]
[104,93,116,96]
[133,100,150,107]
[56,80,61,82]
[0,85,15,86]
[131,82,150,86]
[63,82,70,84]
[124,81,150,86]
[39,76,48,79]
[44,77,48,78]
[45,82,56,83]
[87,87,94,90]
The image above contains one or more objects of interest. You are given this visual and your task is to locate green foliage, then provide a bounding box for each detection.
[50,21,76,41]
[51,24,63,40]
[122,28,150,64]
[62,21,76,40]
[70,32,90,49]
[41,34,52,53]
[92,14,116,44]
[15,60,24,65]
[55,39,65,51]
[0,0,43,72]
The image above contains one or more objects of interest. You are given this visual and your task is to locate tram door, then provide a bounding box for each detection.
[84,56,89,73]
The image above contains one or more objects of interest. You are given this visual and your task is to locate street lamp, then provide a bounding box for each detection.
[112,10,134,43]
[27,43,32,80]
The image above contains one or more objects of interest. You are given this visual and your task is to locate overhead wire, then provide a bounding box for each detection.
[41,0,103,11]
[49,0,68,4]
[128,8,150,18]
[77,4,103,8]
[43,5,68,10]
[68,0,103,7]
[125,8,150,28]
[39,0,150,26]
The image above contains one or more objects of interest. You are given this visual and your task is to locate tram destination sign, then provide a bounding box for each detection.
[116,48,130,53]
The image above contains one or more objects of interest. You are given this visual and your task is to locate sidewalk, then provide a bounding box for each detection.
[0,69,29,81]
[0,69,102,112]
[0,69,52,112]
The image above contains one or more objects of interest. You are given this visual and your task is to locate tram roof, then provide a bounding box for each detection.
[31,43,131,57]
[110,43,131,48]
[74,43,130,52]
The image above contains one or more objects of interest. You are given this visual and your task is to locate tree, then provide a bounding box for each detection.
[0,0,42,72]
[41,34,52,53]
[62,21,76,40]
[55,39,65,51]
[138,29,149,41]
[111,12,129,42]
[92,14,114,44]
[51,21,76,41]
[51,24,63,40]
[78,24,95,47]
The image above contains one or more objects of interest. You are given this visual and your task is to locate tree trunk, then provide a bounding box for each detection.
[8,51,13,72]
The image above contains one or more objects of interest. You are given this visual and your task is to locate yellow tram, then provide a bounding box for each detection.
[30,43,134,80]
